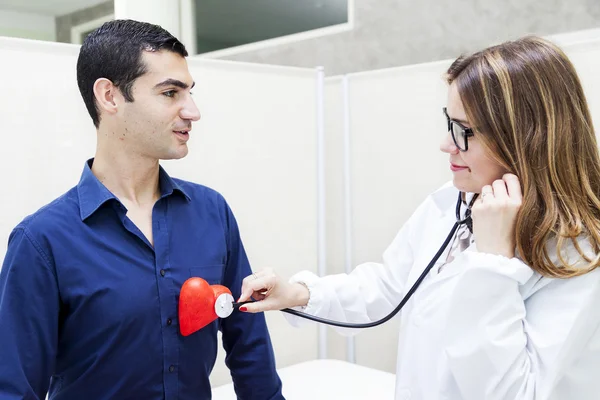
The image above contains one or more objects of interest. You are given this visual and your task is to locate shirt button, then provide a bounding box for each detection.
[167,318,172,326]
[169,365,175,373]
[160,269,166,277]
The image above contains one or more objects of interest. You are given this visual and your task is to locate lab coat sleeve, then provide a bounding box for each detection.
[444,249,600,400]
[283,197,432,334]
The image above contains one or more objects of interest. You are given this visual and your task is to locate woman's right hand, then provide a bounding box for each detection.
[238,268,310,313]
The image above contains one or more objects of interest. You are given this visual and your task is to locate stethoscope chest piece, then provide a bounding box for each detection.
[215,292,235,318]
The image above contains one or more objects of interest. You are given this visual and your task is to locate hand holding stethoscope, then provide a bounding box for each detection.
[235,174,523,328]
[471,173,522,259]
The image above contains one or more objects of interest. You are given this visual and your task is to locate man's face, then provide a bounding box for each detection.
[115,50,201,160]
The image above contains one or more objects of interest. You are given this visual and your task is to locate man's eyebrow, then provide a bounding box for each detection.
[153,79,195,90]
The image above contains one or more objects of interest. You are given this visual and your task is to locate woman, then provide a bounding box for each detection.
[239,36,600,399]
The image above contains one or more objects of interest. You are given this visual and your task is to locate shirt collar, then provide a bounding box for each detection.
[157,163,191,202]
[77,158,190,221]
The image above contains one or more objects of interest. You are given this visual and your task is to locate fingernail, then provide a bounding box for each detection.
[240,307,247,312]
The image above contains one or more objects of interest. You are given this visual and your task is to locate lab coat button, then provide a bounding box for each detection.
[397,388,411,399]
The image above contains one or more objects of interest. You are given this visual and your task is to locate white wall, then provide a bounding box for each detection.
[564,40,600,127]
[548,27,600,47]
[0,9,56,41]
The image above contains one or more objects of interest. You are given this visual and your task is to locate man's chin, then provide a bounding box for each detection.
[160,146,189,161]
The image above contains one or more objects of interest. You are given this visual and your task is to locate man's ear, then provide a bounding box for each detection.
[93,78,121,117]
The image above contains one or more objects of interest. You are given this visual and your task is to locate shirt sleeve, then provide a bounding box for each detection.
[218,203,284,400]
[0,227,60,400]
[444,249,600,400]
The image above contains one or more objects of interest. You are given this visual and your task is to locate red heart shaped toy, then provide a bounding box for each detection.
[179,277,234,336]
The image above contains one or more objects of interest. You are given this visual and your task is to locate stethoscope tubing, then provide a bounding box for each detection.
[279,192,476,329]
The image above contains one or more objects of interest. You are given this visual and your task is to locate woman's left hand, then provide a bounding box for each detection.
[471,173,522,258]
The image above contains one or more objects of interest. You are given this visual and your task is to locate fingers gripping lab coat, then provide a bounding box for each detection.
[285,182,600,400]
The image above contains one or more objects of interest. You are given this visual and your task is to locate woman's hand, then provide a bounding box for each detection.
[472,173,522,258]
[238,268,310,313]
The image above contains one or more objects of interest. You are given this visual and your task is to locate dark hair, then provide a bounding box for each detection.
[76,19,188,128]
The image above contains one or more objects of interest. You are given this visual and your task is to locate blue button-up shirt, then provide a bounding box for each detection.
[0,159,284,400]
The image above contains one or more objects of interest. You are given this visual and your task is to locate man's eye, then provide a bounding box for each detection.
[163,90,176,98]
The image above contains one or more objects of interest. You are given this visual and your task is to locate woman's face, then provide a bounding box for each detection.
[440,83,507,193]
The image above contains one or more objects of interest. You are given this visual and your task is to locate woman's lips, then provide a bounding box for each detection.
[450,163,469,172]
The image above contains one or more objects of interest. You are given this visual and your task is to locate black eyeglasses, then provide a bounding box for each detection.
[443,107,474,151]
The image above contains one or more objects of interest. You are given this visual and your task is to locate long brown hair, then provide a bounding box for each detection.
[446,36,600,278]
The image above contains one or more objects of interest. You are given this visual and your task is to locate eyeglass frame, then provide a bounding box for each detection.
[443,107,475,151]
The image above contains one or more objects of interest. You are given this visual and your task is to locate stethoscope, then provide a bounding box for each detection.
[178,192,478,336]
[275,191,479,328]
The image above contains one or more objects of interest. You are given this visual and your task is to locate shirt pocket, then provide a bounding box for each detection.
[172,265,225,295]
[189,265,224,285]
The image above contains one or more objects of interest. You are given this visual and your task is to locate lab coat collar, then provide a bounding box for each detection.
[430,180,460,217]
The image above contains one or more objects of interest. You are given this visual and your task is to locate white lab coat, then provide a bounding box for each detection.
[285,182,600,400]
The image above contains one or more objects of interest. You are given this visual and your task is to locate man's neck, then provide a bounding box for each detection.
[92,146,161,207]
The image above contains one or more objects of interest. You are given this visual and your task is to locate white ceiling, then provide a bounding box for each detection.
[0,0,108,17]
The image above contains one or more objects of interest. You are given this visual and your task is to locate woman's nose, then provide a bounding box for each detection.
[440,131,459,154]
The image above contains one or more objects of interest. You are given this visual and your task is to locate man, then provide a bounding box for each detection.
[0,19,284,400]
